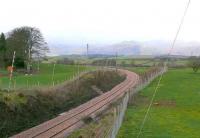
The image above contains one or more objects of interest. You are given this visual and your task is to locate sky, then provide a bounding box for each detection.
[0,0,199,45]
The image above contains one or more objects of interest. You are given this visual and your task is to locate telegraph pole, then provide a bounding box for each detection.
[52,63,56,86]
[86,43,89,58]
[37,55,40,72]
[115,52,118,71]
[8,51,16,91]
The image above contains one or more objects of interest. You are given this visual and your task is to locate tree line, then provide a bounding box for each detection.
[0,26,49,72]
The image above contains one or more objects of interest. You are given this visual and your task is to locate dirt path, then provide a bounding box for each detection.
[11,69,139,138]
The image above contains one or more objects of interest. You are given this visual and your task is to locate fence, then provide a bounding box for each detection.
[106,66,167,138]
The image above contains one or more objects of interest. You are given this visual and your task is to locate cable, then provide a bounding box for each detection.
[168,0,191,55]
[136,0,191,137]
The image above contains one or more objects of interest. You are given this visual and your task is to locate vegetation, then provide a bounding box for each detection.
[0,33,7,68]
[56,58,75,65]
[188,56,200,72]
[118,68,200,138]
[0,26,49,72]
[69,108,115,138]
[92,59,116,66]
[68,66,150,138]
[0,70,125,137]
[126,67,149,74]
[0,64,94,89]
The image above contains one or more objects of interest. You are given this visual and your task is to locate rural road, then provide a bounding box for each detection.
[11,69,139,138]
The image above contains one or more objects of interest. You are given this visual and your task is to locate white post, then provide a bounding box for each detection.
[52,63,56,86]
[14,79,16,90]
[8,51,16,91]
[27,46,31,74]
[115,52,118,72]
[27,79,29,88]
[37,55,40,72]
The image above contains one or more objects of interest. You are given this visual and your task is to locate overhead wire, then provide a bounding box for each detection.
[136,0,191,137]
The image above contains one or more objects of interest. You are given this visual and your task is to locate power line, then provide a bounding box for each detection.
[168,0,191,55]
[86,43,89,57]
[137,0,191,138]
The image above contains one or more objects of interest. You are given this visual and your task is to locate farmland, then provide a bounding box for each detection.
[0,56,196,138]
[118,68,200,138]
[0,64,94,89]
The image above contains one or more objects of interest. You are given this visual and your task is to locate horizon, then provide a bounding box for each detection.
[1,0,200,56]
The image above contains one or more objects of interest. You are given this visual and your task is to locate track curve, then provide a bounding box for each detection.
[11,69,139,138]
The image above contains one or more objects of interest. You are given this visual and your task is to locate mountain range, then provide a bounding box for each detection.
[48,40,200,56]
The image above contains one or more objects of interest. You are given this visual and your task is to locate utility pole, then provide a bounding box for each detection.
[37,55,40,72]
[52,63,56,86]
[87,43,89,58]
[86,43,89,72]
[27,45,32,74]
[115,52,118,71]
[8,51,16,91]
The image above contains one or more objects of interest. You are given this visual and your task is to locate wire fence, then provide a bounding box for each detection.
[0,64,95,91]
[105,66,167,138]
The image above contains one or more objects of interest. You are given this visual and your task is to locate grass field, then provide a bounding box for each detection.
[125,67,149,74]
[118,68,200,138]
[0,64,94,89]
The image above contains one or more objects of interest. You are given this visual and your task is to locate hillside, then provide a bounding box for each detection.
[48,40,200,56]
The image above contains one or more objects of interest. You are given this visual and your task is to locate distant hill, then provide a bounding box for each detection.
[48,40,200,56]
[88,41,140,55]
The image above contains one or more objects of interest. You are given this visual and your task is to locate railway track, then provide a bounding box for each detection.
[11,69,139,138]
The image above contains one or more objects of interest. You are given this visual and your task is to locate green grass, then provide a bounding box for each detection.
[118,68,200,138]
[0,64,94,89]
[125,67,149,74]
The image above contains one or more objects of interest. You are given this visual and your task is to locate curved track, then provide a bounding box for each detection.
[11,69,139,138]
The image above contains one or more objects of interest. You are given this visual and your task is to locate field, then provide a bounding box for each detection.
[0,64,94,89]
[125,67,149,74]
[118,68,200,138]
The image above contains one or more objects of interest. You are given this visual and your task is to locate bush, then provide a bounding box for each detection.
[188,56,200,73]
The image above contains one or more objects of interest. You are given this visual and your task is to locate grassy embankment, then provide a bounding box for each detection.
[0,69,125,138]
[118,68,200,138]
[68,66,150,138]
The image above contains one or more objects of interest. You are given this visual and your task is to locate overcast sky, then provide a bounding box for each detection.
[0,0,199,45]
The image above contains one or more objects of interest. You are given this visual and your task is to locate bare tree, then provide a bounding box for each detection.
[6,26,49,72]
[188,56,200,73]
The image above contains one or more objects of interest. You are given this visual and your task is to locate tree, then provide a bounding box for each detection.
[188,56,200,73]
[6,26,49,72]
[0,33,6,67]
